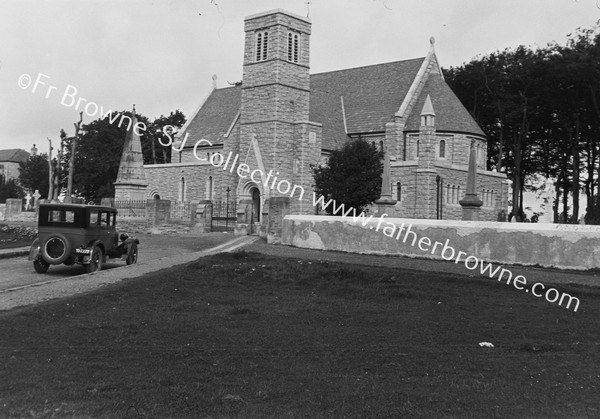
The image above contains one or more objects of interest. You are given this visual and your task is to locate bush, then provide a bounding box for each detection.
[312,139,383,215]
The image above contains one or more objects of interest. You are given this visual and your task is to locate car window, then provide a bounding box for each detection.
[89,210,101,226]
[102,211,112,227]
[48,209,76,224]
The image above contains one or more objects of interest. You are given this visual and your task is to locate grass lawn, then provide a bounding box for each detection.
[0,251,599,418]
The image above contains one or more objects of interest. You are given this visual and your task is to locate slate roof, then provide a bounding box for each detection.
[181,56,485,150]
[310,58,424,134]
[404,72,486,136]
[0,149,29,163]
[183,86,241,145]
[308,90,347,150]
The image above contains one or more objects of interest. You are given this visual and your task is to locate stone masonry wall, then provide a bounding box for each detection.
[145,162,214,202]
[282,215,600,270]
[390,161,508,221]
[291,121,322,215]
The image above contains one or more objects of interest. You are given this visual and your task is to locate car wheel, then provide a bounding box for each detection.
[40,234,72,265]
[126,243,138,265]
[33,257,50,274]
[85,246,103,273]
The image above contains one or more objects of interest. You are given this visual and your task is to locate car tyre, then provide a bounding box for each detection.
[40,234,71,265]
[126,243,138,265]
[33,257,50,273]
[85,246,103,273]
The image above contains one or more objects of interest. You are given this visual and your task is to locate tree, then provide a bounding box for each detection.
[67,112,83,197]
[64,109,187,201]
[445,21,600,223]
[71,112,129,201]
[143,110,186,164]
[312,139,383,214]
[0,174,24,203]
[18,154,50,198]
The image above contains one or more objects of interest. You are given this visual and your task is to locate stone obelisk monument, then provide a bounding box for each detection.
[459,139,483,220]
[114,106,148,201]
[375,153,397,214]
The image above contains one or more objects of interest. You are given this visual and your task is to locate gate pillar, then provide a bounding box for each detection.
[267,197,290,244]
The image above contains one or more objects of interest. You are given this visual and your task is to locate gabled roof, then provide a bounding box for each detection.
[0,149,29,163]
[182,86,241,145]
[404,72,485,136]
[180,56,485,150]
[309,90,348,150]
[310,58,424,134]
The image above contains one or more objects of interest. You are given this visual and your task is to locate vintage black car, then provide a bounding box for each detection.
[28,203,139,273]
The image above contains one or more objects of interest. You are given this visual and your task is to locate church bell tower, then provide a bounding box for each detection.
[239,9,312,202]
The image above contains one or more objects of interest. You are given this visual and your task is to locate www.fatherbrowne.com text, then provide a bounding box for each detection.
[311,195,580,312]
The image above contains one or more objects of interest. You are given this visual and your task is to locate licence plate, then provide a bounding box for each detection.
[76,248,91,254]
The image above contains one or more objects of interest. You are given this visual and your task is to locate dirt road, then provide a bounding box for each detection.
[0,232,235,292]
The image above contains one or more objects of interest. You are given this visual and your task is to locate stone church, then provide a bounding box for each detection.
[142,8,508,224]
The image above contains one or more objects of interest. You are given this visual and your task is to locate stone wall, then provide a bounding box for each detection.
[390,160,508,221]
[281,215,600,270]
[145,162,215,202]
[1,199,37,222]
[267,197,290,244]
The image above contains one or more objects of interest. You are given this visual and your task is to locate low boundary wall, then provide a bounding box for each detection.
[282,215,600,270]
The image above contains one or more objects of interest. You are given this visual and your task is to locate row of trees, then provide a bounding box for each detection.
[444,21,600,223]
[16,110,186,202]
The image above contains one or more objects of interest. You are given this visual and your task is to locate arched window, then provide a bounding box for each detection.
[446,185,450,203]
[256,31,269,62]
[416,139,420,159]
[287,32,299,63]
[252,188,261,222]
[439,139,446,159]
[208,176,213,201]
[457,186,461,203]
[396,182,402,201]
[379,140,384,152]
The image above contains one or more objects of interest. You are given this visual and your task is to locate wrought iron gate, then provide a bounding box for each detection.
[211,200,237,232]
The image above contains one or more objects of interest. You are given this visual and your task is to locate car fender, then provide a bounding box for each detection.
[81,239,105,264]
[28,238,41,261]
[121,237,139,260]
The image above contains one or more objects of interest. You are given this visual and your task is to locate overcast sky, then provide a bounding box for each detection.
[1,0,599,153]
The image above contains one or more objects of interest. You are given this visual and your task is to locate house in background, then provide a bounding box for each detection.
[0,148,30,182]
[142,8,508,222]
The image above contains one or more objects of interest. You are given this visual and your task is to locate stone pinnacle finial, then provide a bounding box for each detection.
[132,104,136,115]
[212,74,218,89]
[421,95,435,116]
[430,36,435,45]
